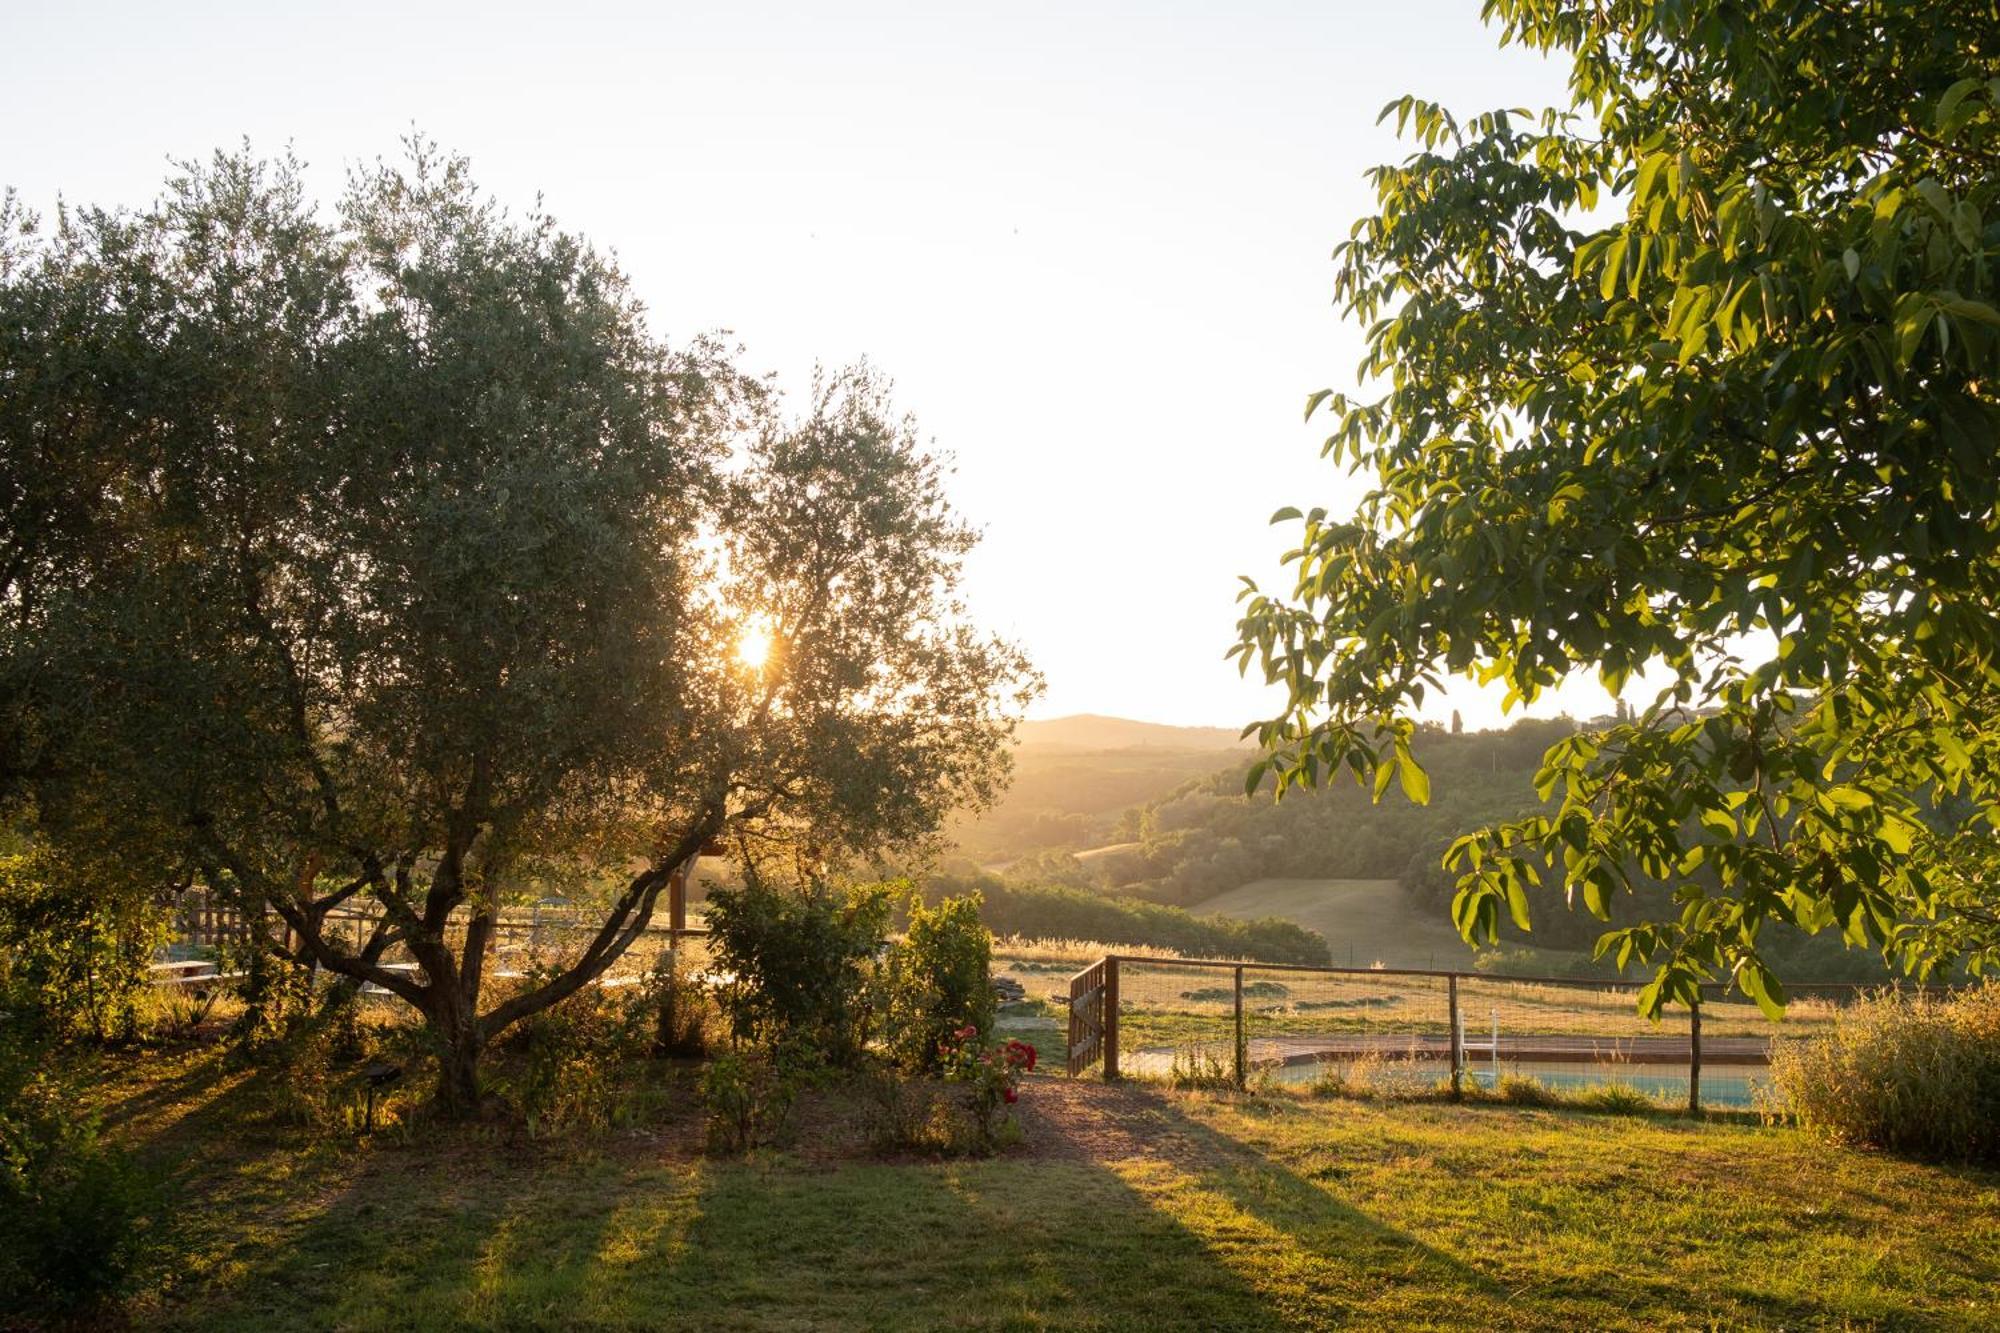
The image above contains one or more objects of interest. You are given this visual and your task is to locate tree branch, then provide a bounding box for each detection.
[481,809,723,1036]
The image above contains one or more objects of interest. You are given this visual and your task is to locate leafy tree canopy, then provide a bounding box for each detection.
[1236,0,2000,1015]
[0,141,1034,1106]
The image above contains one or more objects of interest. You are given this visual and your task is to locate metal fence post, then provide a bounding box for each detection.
[1688,992,1702,1115]
[1233,965,1246,1090]
[1448,972,1463,1099]
[1103,956,1121,1081]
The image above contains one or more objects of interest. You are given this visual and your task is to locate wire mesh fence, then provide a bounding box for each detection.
[1086,954,1884,1110]
[161,894,720,994]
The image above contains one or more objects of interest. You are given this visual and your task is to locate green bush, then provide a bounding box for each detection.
[857,1059,943,1153]
[706,875,892,1066]
[0,846,162,1044]
[700,1047,800,1153]
[226,944,320,1060]
[512,981,624,1135]
[1492,1074,1564,1108]
[1571,1082,1659,1115]
[1167,1041,1236,1092]
[1769,982,2000,1163]
[635,950,714,1060]
[882,890,995,1073]
[937,1027,1034,1153]
[0,1043,158,1318]
[245,984,375,1129]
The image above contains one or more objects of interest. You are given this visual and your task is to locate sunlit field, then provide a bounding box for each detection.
[1190,879,1509,972]
[74,1044,2000,1331]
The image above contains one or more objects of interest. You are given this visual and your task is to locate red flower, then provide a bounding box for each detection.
[955,1024,979,1040]
[1002,1039,1038,1071]
[1002,1086,1018,1104]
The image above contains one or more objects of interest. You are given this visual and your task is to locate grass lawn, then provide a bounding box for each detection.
[81,1047,2000,1331]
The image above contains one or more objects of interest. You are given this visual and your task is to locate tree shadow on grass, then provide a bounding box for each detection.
[108,1063,1296,1332]
[1050,1080,1524,1329]
[108,1063,1988,1332]
[152,1142,1301,1332]
[1142,1084,2000,1330]
[89,1046,245,1137]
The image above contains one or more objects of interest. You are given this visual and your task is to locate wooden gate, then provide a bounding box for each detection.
[1066,956,1118,1076]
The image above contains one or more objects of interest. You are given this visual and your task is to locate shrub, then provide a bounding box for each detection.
[0,1045,158,1318]
[706,875,892,1067]
[1492,1074,1565,1108]
[1571,1082,1659,1115]
[140,977,229,1043]
[226,944,320,1061]
[635,950,713,1060]
[513,982,623,1135]
[1769,982,2000,1163]
[248,985,375,1129]
[701,1047,801,1153]
[0,846,162,1044]
[939,1026,1035,1151]
[858,1059,943,1154]
[882,890,995,1074]
[1167,1041,1236,1092]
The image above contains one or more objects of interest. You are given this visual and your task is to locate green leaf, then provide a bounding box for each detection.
[1599,234,1628,301]
[1878,814,1918,856]
[1633,150,1671,206]
[1915,177,1954,223]
[1737,961,1788,1020]
[1397,754,1431,804]
[1936,77,1982,132]
[1942,298,2000,326]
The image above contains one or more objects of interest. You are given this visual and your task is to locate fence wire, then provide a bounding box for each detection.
[165,896,719,994]
[1107,957,1868,1109]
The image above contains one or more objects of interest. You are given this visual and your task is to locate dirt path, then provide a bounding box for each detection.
[1013,1075,1220,1166]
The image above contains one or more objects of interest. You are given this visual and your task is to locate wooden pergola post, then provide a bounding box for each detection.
[668,838,728,958]
[668,863,687,949]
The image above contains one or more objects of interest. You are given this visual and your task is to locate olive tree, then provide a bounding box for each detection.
[1236,0,2000,1014]
[0,144,1034,1111]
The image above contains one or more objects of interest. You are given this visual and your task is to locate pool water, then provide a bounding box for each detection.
[1267,1056,1772,1109]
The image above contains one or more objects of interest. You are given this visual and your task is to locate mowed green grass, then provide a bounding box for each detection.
[88,1049,2000,1331]
[1193,878,1504,971]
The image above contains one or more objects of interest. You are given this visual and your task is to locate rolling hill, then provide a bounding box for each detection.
[1015,714,1251,752]
[945,715,1248,864]
[1191,878,1487,971]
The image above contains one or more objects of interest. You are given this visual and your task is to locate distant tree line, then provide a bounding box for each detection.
[917,871,1330,966]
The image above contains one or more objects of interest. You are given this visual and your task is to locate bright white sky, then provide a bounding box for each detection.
[3,0,1627,731]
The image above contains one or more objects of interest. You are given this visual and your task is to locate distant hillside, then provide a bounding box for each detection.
[1017,714,1251,752]
[1193,878,1485,972]
[945,715,1247,864]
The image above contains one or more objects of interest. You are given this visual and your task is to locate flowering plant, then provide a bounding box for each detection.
[937,1025,1036,1148]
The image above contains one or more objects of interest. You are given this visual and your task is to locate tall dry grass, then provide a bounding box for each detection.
[1768,981,2000,1163]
